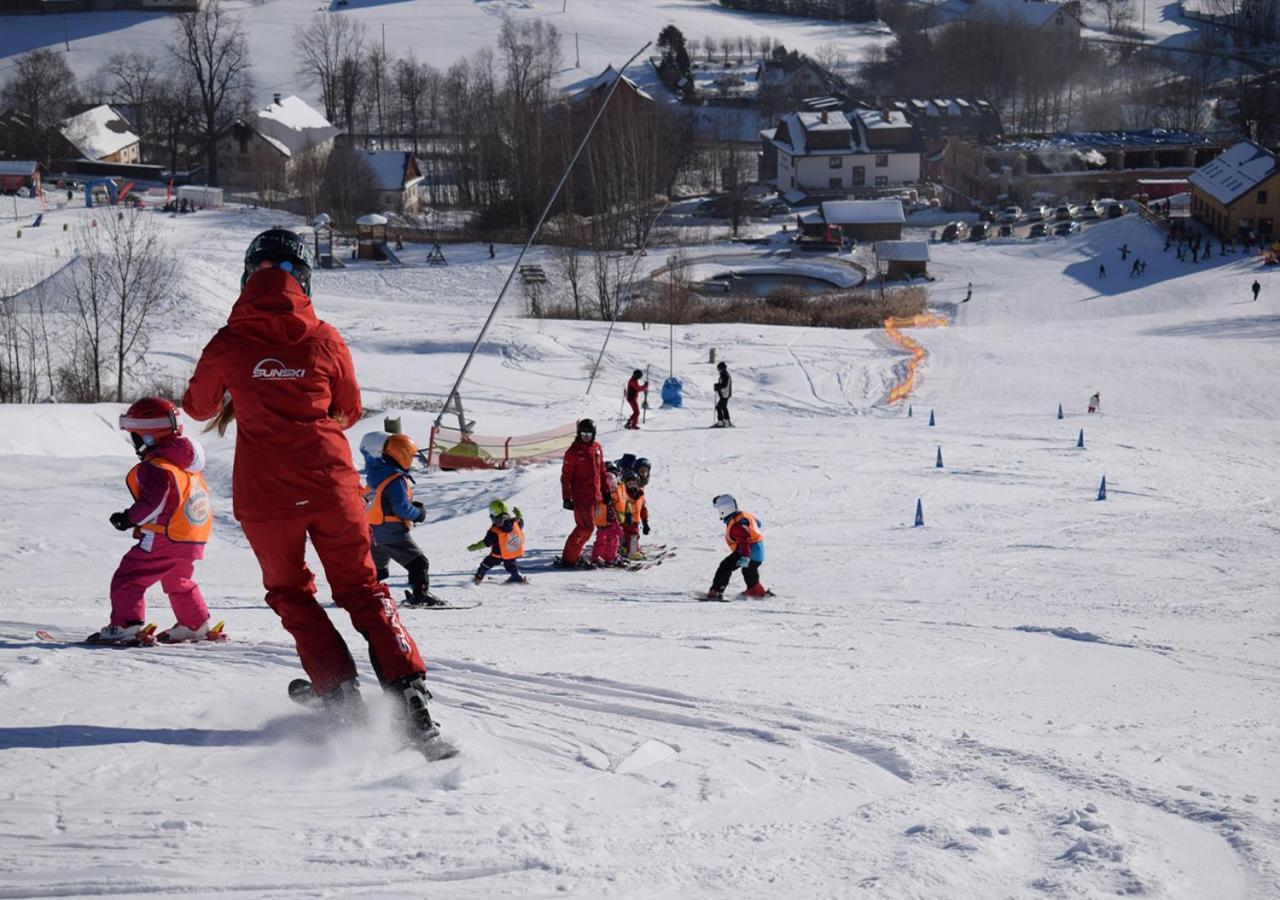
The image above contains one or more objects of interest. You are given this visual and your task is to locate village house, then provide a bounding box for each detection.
[875,240,930,280]
[941,129,1222,209]
[760,109,920,201]
[0,160,41,195]
[359,150,425,214]
[796,198,905,245]
[756,56,831,104]
[940,0,1084,42]
[220,94,340,194]
[59,104,140,164]
[1188,141,1280,238]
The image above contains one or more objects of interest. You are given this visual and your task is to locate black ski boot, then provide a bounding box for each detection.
[390,675,458,760]
[402,582,447,608]
[288,677,370,727]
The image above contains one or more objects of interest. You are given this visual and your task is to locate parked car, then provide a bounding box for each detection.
[970,222,990,240]
[941,221,969,242]
[979,208,997,222]
[1053,204,1078,222]
[998,223,1014,237]
[1079,201,1101,220]
[999,206,1023,223]
[1028,222,1049,238]
[1053,220,1081,236]
[1026,205,1050,222]
[1106,202,1125,219]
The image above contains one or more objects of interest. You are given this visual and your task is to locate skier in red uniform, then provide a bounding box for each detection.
[182,228,451,756]
[556,418,609,568]
[624,369,647,430]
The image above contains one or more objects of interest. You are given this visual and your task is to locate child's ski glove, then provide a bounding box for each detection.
[642,522,650,535]
[412,501,426,521]
[109,511,132,531]
[736,556,750,568]
[467,540,486,552]
[512,506,522,519]
[562,498,574,510]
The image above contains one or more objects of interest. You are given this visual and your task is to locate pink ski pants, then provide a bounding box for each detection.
[109,544,208,628]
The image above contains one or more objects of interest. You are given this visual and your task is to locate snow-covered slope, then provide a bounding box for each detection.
[1,208,1278,897]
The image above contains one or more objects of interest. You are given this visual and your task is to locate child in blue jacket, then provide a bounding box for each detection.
[361,431,443,607]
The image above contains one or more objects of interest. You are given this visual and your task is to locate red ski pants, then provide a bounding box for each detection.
[627,397,641,429]
[109,544,208,629]
[561,504,597,564]
[240,497,424,694]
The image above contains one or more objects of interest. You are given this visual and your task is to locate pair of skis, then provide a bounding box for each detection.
[35,621,229,647]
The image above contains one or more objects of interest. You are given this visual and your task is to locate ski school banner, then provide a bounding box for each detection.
[426,422,578,470]
[884,314,949,404]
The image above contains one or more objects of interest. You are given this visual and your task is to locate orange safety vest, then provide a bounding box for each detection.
[126,459,213,544]
[724,510,763,549]
[623,491,646,527]
[491,520,525,559]
[595,483,627,528]
[366,474,414,526]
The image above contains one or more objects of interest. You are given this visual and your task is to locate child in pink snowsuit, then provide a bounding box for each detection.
[96,398,214,644]
[590,469,625,566]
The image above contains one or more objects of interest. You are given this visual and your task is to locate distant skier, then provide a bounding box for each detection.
[620,469,651,560]
[556,418,608,568]
[1252,279,1261,301]
[361,431,443,608]
[625,368,648,430]
[590,463,625,566]
[94,397,214,645]
[706,494,769,601]
[713,361,733,427]
[182,228,448,753]
[1098,263,1106,278]
[469,500,527,583]
[1130,259,1141,277]
[1088,391,1101,414]
[1119,243,1130,260]
[1138,260,1146,275]
[963,282,972,303]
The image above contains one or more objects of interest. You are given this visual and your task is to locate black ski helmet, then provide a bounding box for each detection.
[577,418,596,439]
[243,228,313,296]
[717,361,727,371]
[632,369,643,380]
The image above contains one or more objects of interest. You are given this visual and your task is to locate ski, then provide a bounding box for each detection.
[692,592,731,602]
[402,591,482,610]
[36,623,159,647]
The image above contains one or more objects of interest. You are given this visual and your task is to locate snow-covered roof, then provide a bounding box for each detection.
[854,109,909,130]
[359,150,421,193]
[356,213,388,226]
[876,240,930,262]
[252,95,340,158]
[1188,141,1277,206]
[60,105,138,160]
[796,111,851,133]
[774,111,854,155]
[970,0,1077,28]
[0,160,39,176]
[566,65,654,104]
[820,199,906,225]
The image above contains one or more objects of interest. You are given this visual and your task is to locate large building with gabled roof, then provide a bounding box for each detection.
[1189,141,1280,237]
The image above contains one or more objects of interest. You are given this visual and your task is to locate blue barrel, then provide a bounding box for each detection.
[661,377,683,408]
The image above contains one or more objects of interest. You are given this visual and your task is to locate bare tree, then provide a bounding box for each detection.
[293,14,367,126]
[172,0,254,185]
[320,143,379,224]
[64,225,111,402]
[813,43,847,75]
[0,48,82,162]
[704,35,718,61]
[552,221,586,318]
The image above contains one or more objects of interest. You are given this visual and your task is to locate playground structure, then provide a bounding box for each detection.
[425,421,577,470]
[84,179,119,208]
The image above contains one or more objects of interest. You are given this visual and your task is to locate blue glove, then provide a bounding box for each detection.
[736,556,750,568]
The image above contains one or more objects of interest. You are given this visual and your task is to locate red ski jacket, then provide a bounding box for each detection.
[561,438,607,504]
[182,268,364,522]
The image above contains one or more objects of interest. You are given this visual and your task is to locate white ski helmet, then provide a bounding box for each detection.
[360,430,390,459]
[712,494,738,518]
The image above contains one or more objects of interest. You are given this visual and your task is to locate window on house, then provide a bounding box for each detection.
[852,166,865,186]
[1258,190,1268,205]
[829,156,842,169]
[875,154,889,168]
[875,175,888,187]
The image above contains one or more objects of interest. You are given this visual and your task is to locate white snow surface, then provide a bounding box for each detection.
[0,205,1279,897]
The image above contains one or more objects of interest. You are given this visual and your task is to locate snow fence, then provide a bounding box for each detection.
[426,422,577,470]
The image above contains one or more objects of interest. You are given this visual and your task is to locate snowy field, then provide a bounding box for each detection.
[1,201,1279,897]
[0,0,891,106]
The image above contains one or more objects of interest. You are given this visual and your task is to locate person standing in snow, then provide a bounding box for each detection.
[1252,280,1261,301]
[706,494,769,601]
[469,500,527,584]
[713,361,733,428]
[1088,391,1101,414]
[625,369,648,430]
[361,431,444,608]
[590,463,625,566]
[1098,263,1106,278]
[182,228,448,752]
[557,418,609,568]
[93,398,215,645]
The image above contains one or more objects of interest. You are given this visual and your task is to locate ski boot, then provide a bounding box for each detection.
[552,556,595,570]
[705,586,726,601]
[157,619,216,643]
[87,622,154,646]
[743,583,772,598]
[317,678,370,727]
[402,583,448,609]
[390,674,458,761]
[505,574,529,584]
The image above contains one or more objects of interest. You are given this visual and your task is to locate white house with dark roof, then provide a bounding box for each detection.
[1189,141,1280,237]
[60,105,140,164]
[760,109,919,199]
[358,150,425,214]
[220,94,341,192]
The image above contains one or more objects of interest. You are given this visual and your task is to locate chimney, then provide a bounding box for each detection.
[820,110,828,124]
[273,92,282,106]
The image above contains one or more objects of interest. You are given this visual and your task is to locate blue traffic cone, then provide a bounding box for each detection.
[1076,428,1085,449]
[928,409,936,426]
[1097,476,1107,501]
[914,498,924,527]
[935,446,944,468]
[907,404,913,418]
[1057,403,1064,420]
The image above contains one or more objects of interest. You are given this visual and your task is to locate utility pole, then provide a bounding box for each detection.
[64,18,70,52]
[576,33,580,68]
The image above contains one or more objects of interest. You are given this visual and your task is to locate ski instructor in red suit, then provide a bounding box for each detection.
[181,228,449,753]
[558,418,609,568]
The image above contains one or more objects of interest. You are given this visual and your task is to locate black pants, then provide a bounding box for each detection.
[712,552,759,592]
[715,396,731,424]
[370,527,429,588]
[477,555,522,579]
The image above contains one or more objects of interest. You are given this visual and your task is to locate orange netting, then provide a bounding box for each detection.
[427,421,578,470]
[884,313,949,404]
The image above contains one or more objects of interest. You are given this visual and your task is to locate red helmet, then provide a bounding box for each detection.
[119,397,182,438]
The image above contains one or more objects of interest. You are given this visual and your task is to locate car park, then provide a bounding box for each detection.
[941,222,969,242]
[1026,205,1050,222]
[970,222,990,240]
[1000,206,1023,223]
[1079,202,1101,220]
[1053,204,1078,222]
[1028,223,1049,238]
[979,208,997,223]
[1106,203,1125,219]
[1053,220,1081,236]
[998,223,1013,237]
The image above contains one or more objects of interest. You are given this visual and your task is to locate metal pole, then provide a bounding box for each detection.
[434,41,652,430]
[586,201,667,393]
